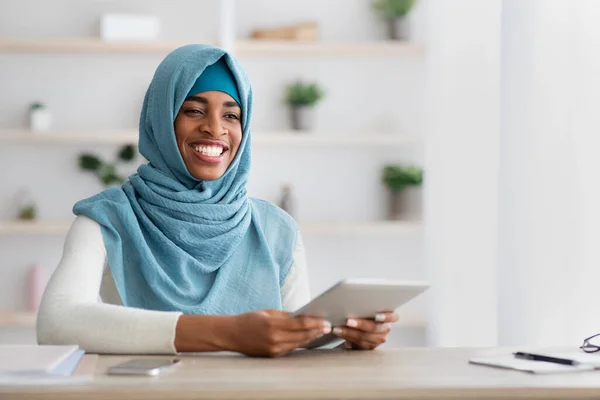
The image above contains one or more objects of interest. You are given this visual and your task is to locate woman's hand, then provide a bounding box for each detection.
[229,310,331,357]
[332,312,398,350]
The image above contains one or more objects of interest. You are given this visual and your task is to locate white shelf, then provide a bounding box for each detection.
[0,220,421,236]
[0,130,138,145]
[302,221,422,235]
[236,40,425,58]
[0,311,36,328]
[0,130,416,146]
[0,38,425,58]
[0,220,73,236]
[255,133,416,146]
[0,38,204,54]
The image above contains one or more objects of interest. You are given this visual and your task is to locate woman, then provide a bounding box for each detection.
[37,44,397,357]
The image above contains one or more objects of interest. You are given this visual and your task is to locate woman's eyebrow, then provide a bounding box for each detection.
[186,95,208,104]
[185,96,239,109]
[223,101,240,109]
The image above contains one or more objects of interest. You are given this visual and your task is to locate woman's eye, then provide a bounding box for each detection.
[225,113,239,120]
[185,109,204,116]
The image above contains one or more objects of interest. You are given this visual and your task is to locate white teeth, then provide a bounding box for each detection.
[193,145,224,156]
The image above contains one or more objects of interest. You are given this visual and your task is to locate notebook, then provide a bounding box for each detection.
[52,349,85,376]
[469,351,600,374]
[0,345,80,374]
[0,347,92,386]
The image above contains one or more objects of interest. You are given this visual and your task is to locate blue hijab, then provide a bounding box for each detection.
[73,44,297,314]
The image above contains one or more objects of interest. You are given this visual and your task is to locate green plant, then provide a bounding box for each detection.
[30,102,45,110]
[18,205,36,220]
[372,0,417,19]
[78,144,136,187]
[285,81,325,107]
[382,164,423,192]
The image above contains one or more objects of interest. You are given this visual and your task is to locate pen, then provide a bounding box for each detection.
[513,352,580,366]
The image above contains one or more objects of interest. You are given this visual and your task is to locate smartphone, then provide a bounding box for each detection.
[106,358,180,376]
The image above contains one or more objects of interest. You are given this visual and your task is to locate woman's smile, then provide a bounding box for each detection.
[188,139,230,165]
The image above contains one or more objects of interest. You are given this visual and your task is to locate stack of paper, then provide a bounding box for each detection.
[0,345,85,377]
[470,351,600,374]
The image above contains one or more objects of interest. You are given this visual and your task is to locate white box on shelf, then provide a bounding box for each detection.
[100,14,160,42]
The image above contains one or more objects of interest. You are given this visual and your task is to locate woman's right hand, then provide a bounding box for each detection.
[229,310,331,357]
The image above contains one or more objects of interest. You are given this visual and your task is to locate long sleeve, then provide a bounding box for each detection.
[281,232,311,311]
[36,215,182,354]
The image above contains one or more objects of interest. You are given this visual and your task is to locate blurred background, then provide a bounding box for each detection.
[0,0,599,352]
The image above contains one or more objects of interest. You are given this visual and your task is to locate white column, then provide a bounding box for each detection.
[219,0,235,53]
[424,0,501,346]
[498,0,600,346]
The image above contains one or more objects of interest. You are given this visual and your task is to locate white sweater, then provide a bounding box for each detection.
[36,215,311,354]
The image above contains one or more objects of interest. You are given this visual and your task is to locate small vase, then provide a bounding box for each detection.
[290,106,316,131]
[389,186,422,220]
[30,107,53,132]
[387,17,410,41]
[278,184,295,217]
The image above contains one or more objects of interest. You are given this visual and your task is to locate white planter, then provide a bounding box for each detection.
[388,186,422,220]
[290,106,316,131]
[388,18,410,41]
[30,108,53,133]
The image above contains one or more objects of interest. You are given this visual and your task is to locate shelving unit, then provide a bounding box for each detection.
[0,219,422,237]
[0,130,416,146]
[0,0,426,335]
[0,38,425,58]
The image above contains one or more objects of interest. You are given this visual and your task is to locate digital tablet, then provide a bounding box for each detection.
[291,278,429,349]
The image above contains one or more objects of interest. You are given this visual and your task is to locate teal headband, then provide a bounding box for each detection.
[186,57,241,105]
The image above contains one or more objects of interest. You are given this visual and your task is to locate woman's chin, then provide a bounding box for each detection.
[190,168,226,181]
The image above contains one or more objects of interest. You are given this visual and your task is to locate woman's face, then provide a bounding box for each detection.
[174,91,242,181]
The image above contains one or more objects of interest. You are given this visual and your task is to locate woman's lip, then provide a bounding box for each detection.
[190,149,225,165]
[188,139,229,151]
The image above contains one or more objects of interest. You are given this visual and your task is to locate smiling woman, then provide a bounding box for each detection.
[174,59,243,181]
[176,92,241,181]
[35,44,398,357]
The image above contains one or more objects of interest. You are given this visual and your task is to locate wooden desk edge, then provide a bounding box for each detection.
[3,386,600,400]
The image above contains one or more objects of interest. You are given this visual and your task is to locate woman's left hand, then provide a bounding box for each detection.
[332,312,398,350]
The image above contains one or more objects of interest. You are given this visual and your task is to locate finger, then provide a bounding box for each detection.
[333,326,386,348]
[346,318,392,333]
[279,327,331,344]
[286,315,332,332]
[374,312,399,323]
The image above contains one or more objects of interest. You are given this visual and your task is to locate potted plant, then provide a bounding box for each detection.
[372,0,417,41]
[29,102,53,132]
[78,144,136,187]
[382,164,423,220]
[285,80,325,131]
[18,204,37,220]
[11,188,37,221]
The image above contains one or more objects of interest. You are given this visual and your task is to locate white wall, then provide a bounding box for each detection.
[0,0,426,346]
[498,0,600,346]
[424,0,501,347]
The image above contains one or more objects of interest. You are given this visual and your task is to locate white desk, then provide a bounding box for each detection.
[2,348,600,399]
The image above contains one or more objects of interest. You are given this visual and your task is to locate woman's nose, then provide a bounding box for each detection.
[201,113,225,137]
